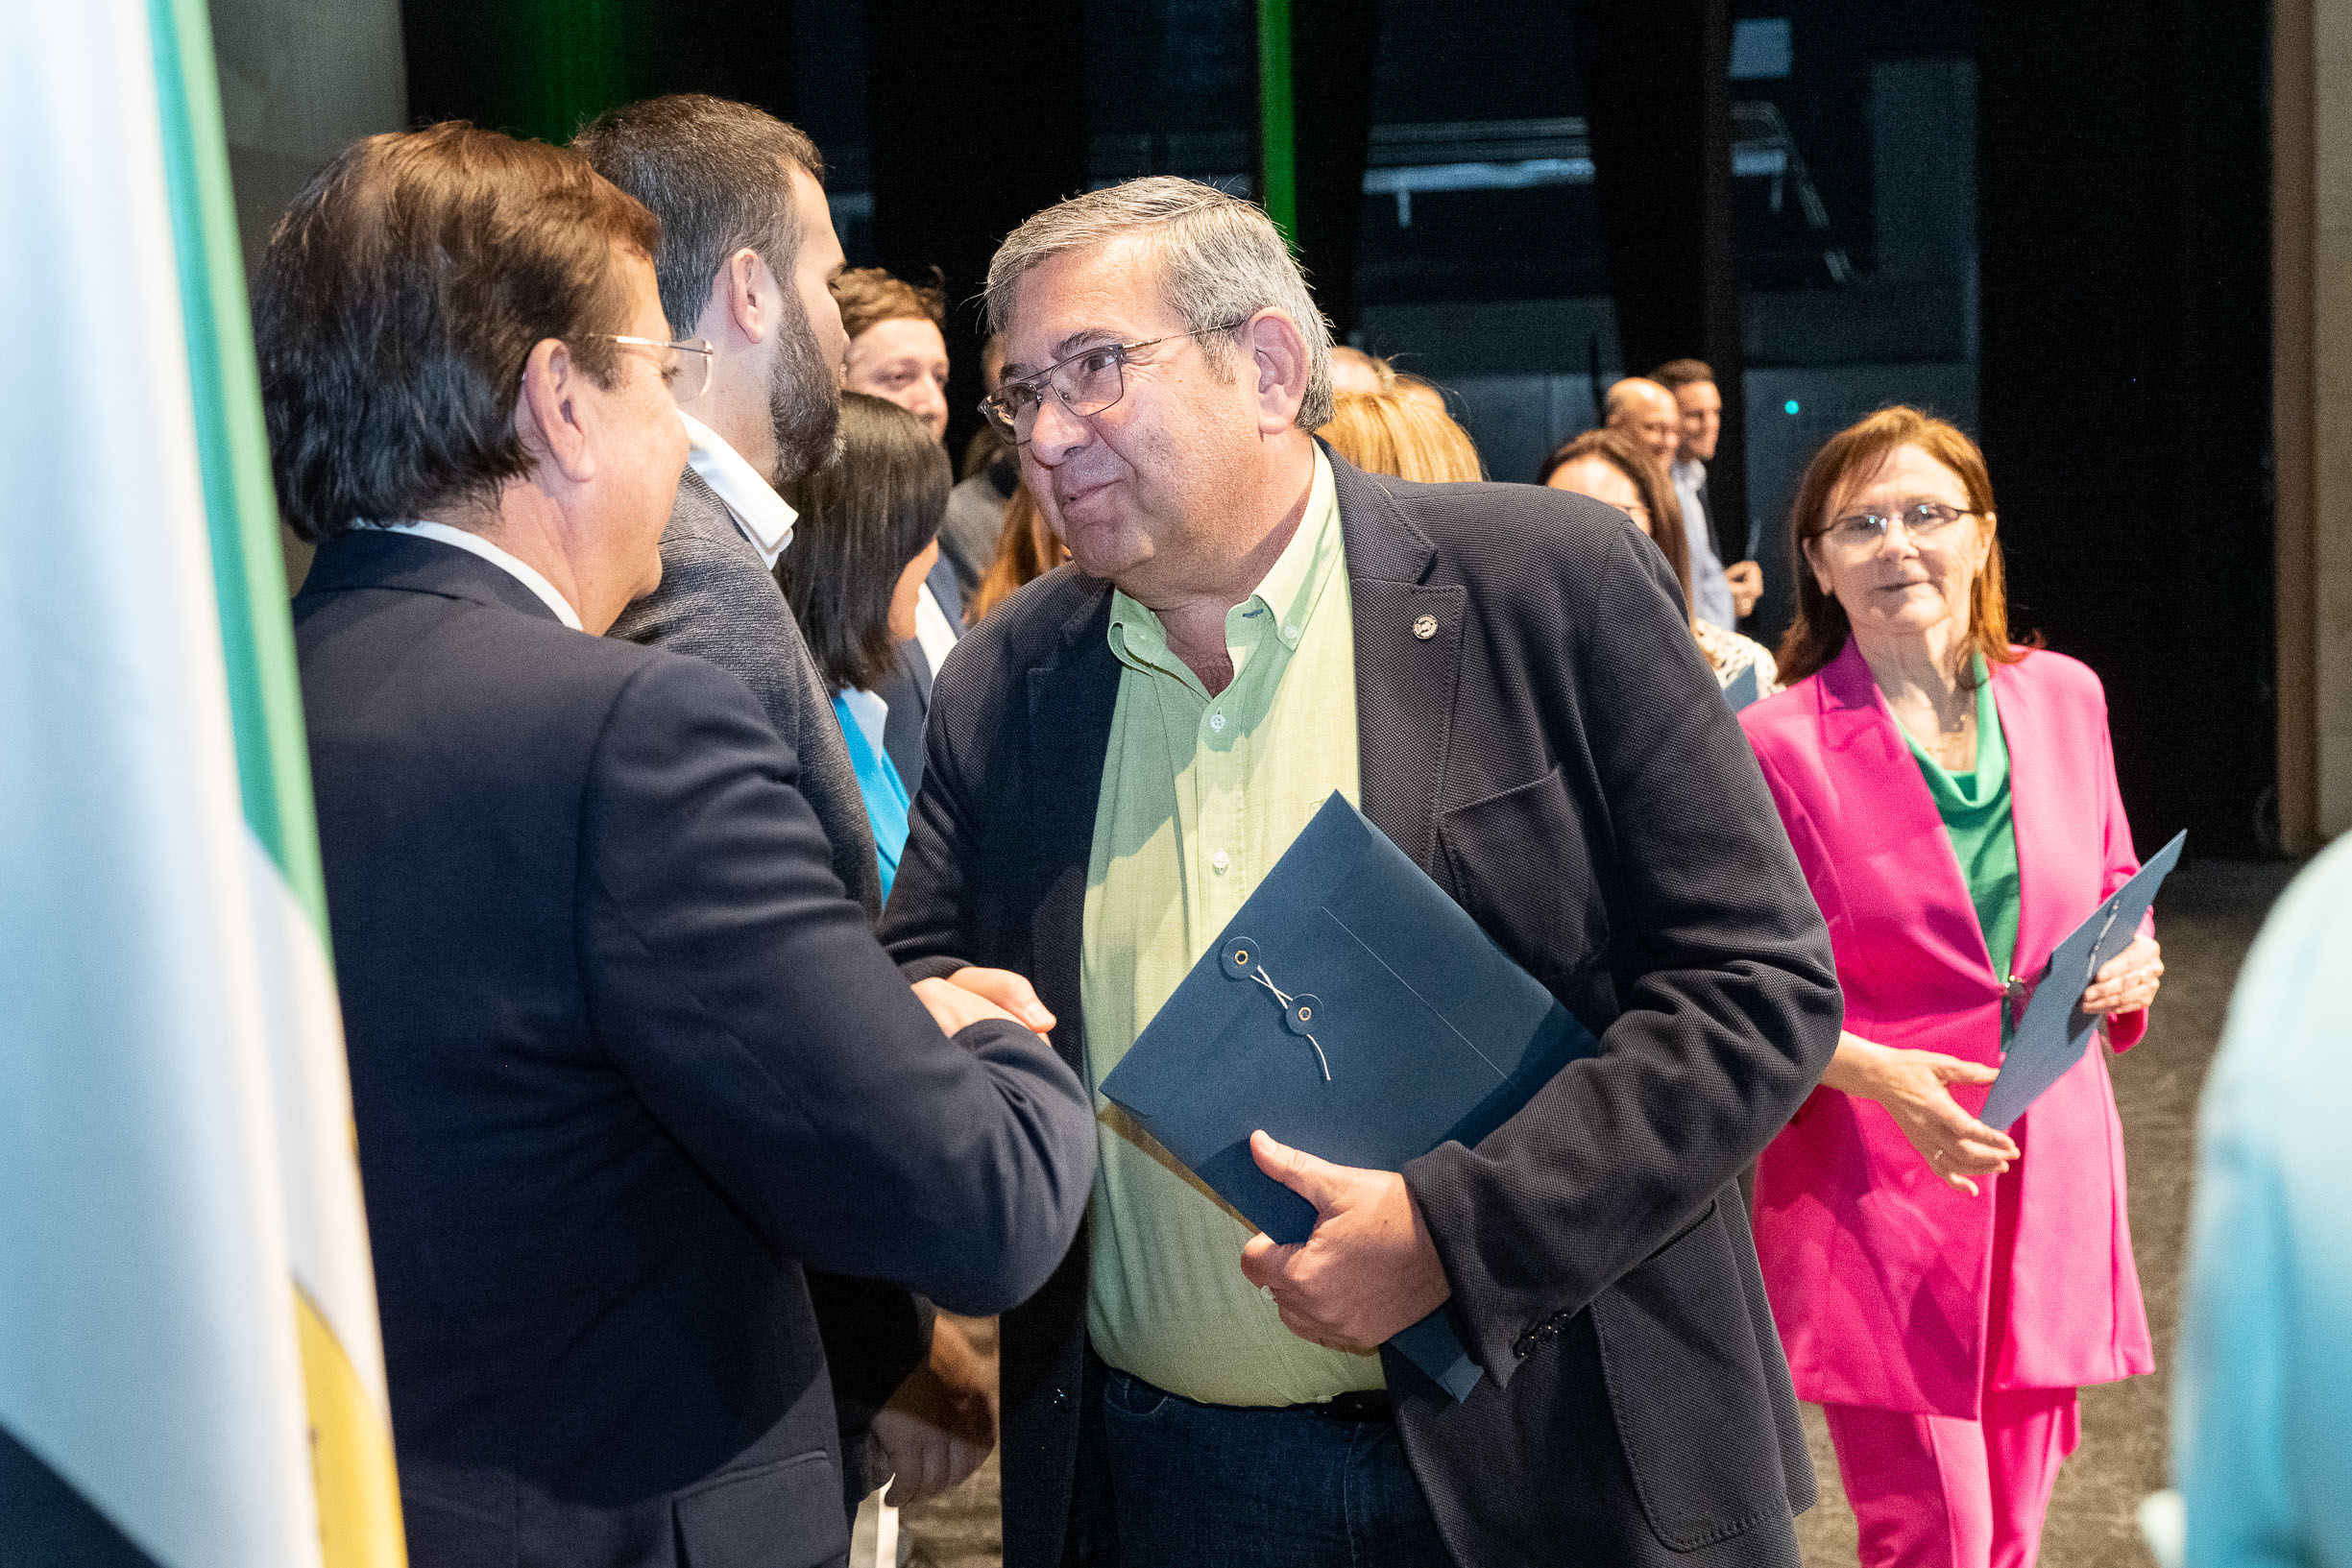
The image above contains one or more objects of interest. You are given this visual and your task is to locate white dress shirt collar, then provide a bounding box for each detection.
[679,410,797,569]
[365,519,582,630]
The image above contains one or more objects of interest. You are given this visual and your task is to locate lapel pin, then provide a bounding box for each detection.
[1411,614,1438,640]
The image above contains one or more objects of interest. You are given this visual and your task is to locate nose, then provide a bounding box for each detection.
[1026,386,1090,465]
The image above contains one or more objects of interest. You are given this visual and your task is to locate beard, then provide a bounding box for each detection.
[764,291,843,487]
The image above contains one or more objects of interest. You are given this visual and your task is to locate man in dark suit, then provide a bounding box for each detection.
[573,92,1008,1517]
[255,123,1095,1568]
[878,177,1843,1567]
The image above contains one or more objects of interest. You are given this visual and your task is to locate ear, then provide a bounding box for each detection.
[1802,533,1835,595]
[515,336,596,486]
[707,247,774,349]
[1244,309,1310,434]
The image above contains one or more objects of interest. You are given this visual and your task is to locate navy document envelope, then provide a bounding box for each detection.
[1099,791,1602,1402]
[1980,829,2186,1131]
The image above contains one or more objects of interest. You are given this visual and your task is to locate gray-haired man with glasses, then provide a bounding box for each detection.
[884,176,1842,1568]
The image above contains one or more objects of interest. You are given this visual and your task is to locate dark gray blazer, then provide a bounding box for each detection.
[295,533,1095,1568]
[880,451,1843,1568]
[611,469,883,921]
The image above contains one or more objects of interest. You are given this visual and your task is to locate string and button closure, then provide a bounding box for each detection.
[1220,935,1331,1081]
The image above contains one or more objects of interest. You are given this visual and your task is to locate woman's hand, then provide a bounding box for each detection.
[1821,1032,2020,1195]
[2081,934,2162,1017]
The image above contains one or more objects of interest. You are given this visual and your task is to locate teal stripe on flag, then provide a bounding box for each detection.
[145,0,330,943]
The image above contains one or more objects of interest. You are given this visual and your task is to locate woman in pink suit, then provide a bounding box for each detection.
[1738,407,2165,1568]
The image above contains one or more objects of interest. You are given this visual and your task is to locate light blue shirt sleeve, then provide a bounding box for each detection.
[1673,460,1735,631]
[2175,835,2352,1567]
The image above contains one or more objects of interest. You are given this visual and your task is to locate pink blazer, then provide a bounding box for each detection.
[1738,641,2154,1417]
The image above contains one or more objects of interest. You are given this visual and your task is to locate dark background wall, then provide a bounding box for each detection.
[226,0,2281,857]
[1976,0,2273,856]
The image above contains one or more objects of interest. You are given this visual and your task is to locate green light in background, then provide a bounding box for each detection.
[1784,399,1802,415]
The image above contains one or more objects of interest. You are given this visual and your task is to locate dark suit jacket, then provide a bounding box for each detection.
[296,532,1094,1568]
[873,554,965,798]
[608,469,924,1493]
[879,452,1843,1567]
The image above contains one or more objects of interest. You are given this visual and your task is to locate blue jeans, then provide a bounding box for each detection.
[1083,1357,1451,1568]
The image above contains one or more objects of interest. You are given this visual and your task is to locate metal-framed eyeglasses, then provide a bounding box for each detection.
[1822,499,1975,551]
[978,321,1250,443]
[585,333,716,401]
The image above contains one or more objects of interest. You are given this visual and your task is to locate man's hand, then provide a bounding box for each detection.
[865,1317,996,1507]
[1725,559,1763,619]
[944,966,1056,1033]
[1237,1130,1450,1353]
[911,976,1028,1038]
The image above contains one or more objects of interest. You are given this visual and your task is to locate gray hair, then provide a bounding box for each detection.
[984,177,1336,430]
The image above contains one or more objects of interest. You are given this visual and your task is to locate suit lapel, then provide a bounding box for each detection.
[1025,579,1121,1073]
[1329,455,1465,879]
[1817,639,1998,987]
[1989,656,2073,978]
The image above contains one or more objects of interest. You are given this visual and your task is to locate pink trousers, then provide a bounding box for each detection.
[1822,1387,2080,1568]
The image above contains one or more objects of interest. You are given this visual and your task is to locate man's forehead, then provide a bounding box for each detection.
[1001,236,1175,370]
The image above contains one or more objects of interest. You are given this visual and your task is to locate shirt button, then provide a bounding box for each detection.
[1209,712,1225,732]
[1284,624,1299,640]
[1211,850,1230,872]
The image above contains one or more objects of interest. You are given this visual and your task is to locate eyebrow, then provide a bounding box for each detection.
[1001,328,1122,383]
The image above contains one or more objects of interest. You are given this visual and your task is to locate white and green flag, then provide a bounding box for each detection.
[0,1,404,1565]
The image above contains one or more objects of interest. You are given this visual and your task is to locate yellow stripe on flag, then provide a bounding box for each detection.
[294,1289,406,1568]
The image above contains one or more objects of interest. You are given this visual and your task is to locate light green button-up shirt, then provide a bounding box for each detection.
[1079,447,1379,1407]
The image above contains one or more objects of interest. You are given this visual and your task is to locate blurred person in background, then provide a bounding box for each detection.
[1393,372,1449,422]
[969,481,1067,623]
[1541,427,1777,693]
[1740,405,2162,1568]
[1328,343,1394,397]
[2170,832,2352,1566]
[1652,358,1763,624]
[1317,387,1483,482]
[831,267,963,790]
[942,330,1020,602]
[1608,375,1738,633]
[780,392,954,905]
[836,266,951,442]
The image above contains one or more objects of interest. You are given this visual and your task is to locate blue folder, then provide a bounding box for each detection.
[1100,792,1602,1401]
[1980,830,2186,1131]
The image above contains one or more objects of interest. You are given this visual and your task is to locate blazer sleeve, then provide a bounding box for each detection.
[575,652,1095,1315]
[1402,526,1845,1379]
[2087,676,2152,1051]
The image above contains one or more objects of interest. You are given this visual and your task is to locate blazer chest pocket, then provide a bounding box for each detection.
[1437,767,1613,1003]
[1589,1201,1792,1551]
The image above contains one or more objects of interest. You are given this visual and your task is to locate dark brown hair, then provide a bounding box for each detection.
[832,266,948,343]
[970,482,1067,623]
[572,95,823,338]
[778,394,951,690]
[1539,428,1690,614]
[1648,357,1714,392]
[1775,405,2032,686]
[254,123,658,541]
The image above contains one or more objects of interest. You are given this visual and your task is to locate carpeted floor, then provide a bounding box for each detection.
[898,857,2300,1568]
